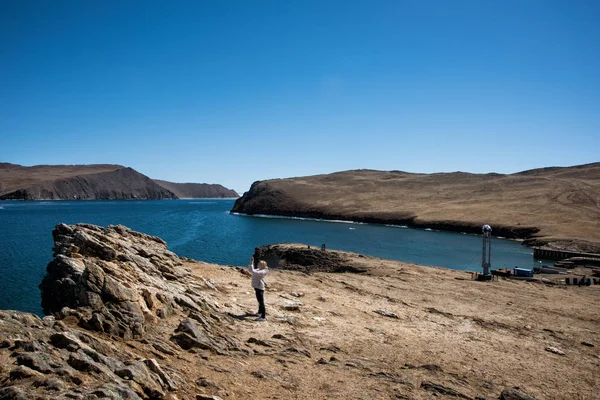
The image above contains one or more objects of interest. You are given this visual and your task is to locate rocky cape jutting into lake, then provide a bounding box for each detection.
[0,163,238,200]
[0,223,598,399]
[232,163,600,253]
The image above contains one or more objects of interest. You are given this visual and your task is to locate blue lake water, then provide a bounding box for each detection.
[0,199,537,315]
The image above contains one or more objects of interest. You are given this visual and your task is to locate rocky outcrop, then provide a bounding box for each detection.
[153,180,238,199]
[231,164,600,252]
[0,165,177,200]
[0,223,240,399]
[0,311,171,399]
[253,243,368,273]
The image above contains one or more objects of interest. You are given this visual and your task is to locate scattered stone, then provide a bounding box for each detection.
[144,358,178,391]
[374,309,399,319]
[290,292,305,297]
[426,307,454,318]
[282,300,303,311]
[251,370,269,379]
[320,345,343,353]
[316,358,329,365]
[420,364,443,373]
[115,361,166,399]
[581,341,595,347]
[208,365,231,373]
[247,337,274,347]
[368,372,414,388]
[420,381,473,399]
[50,332,83,351]
[196,395,223,400]
[545,346,565,355]
[33,377,66,391]
[196,377,219,388]
[271,334,287,340]
[277,315,299,325]
[171,319,223,353]
[152,341,178,356]
[15,353,53,374]
[9,366,44,380]
[67,351,104,374]
[0,386,29,400]
[285,347,311,358]
[499,386,536,400]
[203,278,218,291]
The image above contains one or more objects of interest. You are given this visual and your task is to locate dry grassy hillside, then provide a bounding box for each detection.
[0,163,176,200]
[232,163,600,252]
[154,179,239,198]
[0,163,123,195]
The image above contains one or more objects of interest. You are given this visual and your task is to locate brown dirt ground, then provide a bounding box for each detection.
[174,245,600,400]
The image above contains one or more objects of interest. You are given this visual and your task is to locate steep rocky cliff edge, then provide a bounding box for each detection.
[0,164,176,200]
[231,163,600,252]
[153,180,238,199]
[0,163,237,200]
[0,225,598,399]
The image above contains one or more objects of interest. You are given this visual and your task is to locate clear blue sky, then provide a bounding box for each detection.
[1,1,598,194]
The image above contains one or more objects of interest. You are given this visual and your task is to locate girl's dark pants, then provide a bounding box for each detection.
[254,288,266,318]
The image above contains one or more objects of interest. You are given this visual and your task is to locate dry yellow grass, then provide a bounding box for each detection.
[182,246,600,400]
[232,163,600,252]
[0,163,123,195]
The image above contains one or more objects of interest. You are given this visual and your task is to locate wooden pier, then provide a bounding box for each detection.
[533,247,600,262]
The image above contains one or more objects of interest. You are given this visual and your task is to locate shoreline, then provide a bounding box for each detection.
[230,210,534,244]
[0,197,239,201]
[230,210,600,254]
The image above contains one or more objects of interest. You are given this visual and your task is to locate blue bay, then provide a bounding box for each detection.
[0,199,538,315]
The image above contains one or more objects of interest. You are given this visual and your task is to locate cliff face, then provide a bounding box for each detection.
[153,179,238,198]
[231,163,600,251]
[0,223,240,399]
[0,164,177,200]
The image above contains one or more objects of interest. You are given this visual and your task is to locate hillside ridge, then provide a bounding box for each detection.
[154,179,238,198]
[232,163,600,252]
[0,163,236,200]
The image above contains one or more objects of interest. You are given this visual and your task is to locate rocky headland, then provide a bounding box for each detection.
[0,163,237,200]
[153,181,238,199]
[1,225,598,399]
[231,163,600,253]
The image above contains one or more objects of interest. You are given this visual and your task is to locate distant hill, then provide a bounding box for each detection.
[0,163,176,200]
[153,180,238,198]
[231,163,600,252]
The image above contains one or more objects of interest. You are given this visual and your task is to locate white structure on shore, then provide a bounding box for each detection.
[481,224,492,278]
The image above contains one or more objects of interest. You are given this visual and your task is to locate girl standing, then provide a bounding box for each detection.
[249,256,269,321]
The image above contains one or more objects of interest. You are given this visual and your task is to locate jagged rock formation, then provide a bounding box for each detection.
[153,180,238,198]
[0,164,176,200]
[0,223,240,399]
[232,163,600,252]
[253,243,368,273]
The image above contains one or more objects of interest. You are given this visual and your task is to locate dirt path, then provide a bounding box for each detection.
[184,250,600,400]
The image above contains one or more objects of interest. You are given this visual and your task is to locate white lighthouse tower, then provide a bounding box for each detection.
[481,224,492,280]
